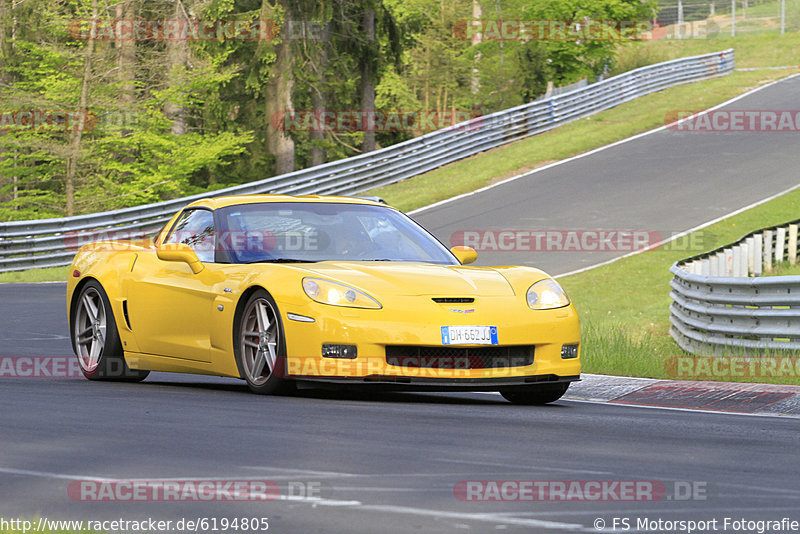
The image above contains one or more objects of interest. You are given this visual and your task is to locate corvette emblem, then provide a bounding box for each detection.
[449,308,475,314]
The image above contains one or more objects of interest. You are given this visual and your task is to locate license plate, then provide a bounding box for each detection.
[441,326,498,345]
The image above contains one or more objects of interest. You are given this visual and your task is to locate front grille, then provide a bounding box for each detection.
[385,345,534,369]
[431,297,475,303]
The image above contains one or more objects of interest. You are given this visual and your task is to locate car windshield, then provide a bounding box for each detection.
[215,202,458,265]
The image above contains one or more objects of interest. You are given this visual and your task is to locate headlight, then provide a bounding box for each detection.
[526,279,570,310]
[302,278,382,309]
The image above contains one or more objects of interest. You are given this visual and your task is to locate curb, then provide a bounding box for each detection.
[566,373,800,417]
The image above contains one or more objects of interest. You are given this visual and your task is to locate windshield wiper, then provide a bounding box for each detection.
[245,258,318,264]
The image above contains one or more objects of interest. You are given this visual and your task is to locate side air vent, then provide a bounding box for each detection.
[432,297,475,303]
[122,300,132,330]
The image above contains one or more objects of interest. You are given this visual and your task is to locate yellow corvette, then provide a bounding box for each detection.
[67,195,580,404]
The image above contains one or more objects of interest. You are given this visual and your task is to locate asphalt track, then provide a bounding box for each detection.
[1,377,798,533]
[2,76,800,533]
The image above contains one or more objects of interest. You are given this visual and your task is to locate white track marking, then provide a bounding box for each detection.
[556,181,800,278]
[473,391,800,419]
[0,467,110,482]
[238,466,362,477]
[501,505,800,517]
[345,504,588,530]
[564,398,800,419]
[432,458,613,476]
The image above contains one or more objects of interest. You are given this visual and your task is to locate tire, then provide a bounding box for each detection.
[500,382,569,405]
[71,280,150,382]
[234,289,294,395]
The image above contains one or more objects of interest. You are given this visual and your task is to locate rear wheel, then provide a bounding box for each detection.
[234,289,294,395]
[500,382,569,405]
[71,280,149,382]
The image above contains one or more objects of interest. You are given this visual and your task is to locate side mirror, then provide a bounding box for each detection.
[451,245,477,265]
[157,243,204,274]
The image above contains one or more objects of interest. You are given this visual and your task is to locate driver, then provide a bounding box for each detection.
[336,227,372,258]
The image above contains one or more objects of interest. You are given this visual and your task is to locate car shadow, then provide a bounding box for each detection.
[133,375,571,407]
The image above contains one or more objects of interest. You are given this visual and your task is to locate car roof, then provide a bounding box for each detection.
[184,194,386,211]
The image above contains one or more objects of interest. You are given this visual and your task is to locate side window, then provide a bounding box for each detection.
[164,209,216,263]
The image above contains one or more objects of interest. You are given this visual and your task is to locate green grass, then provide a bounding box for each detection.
[0,266,69,283]
[559,187,800,385]
[742,0,800,17]
[765,259,800,276]
[611,31,800,73]
[714,0,800,30]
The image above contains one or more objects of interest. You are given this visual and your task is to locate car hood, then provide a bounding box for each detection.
[292,262,517,297]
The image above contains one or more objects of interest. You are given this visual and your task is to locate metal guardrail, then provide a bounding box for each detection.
[670,218,800,355]
[0,49,735,272]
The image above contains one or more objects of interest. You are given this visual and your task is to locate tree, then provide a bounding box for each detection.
[0,0,254,220]
[0,0,655,221]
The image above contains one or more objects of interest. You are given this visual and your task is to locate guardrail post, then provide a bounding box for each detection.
[790,224,798,265]
[724,248,734,276]
[764,230,773,272]
[753,233,763,276]
[732,246,742,277]
[776,227,787,265]
[745,236,755,275]
[740,243,749,277]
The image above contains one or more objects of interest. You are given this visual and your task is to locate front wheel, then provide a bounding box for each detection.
[500,382,569,405]
[71,280,149,382]
[234,289,294,395]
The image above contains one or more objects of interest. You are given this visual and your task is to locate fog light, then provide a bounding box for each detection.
[561,344,579,359]
[322,344,357,359]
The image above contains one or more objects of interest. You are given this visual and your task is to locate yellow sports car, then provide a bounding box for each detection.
[67,195,580,404]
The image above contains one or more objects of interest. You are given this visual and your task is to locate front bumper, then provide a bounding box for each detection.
[277,294,581,384]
